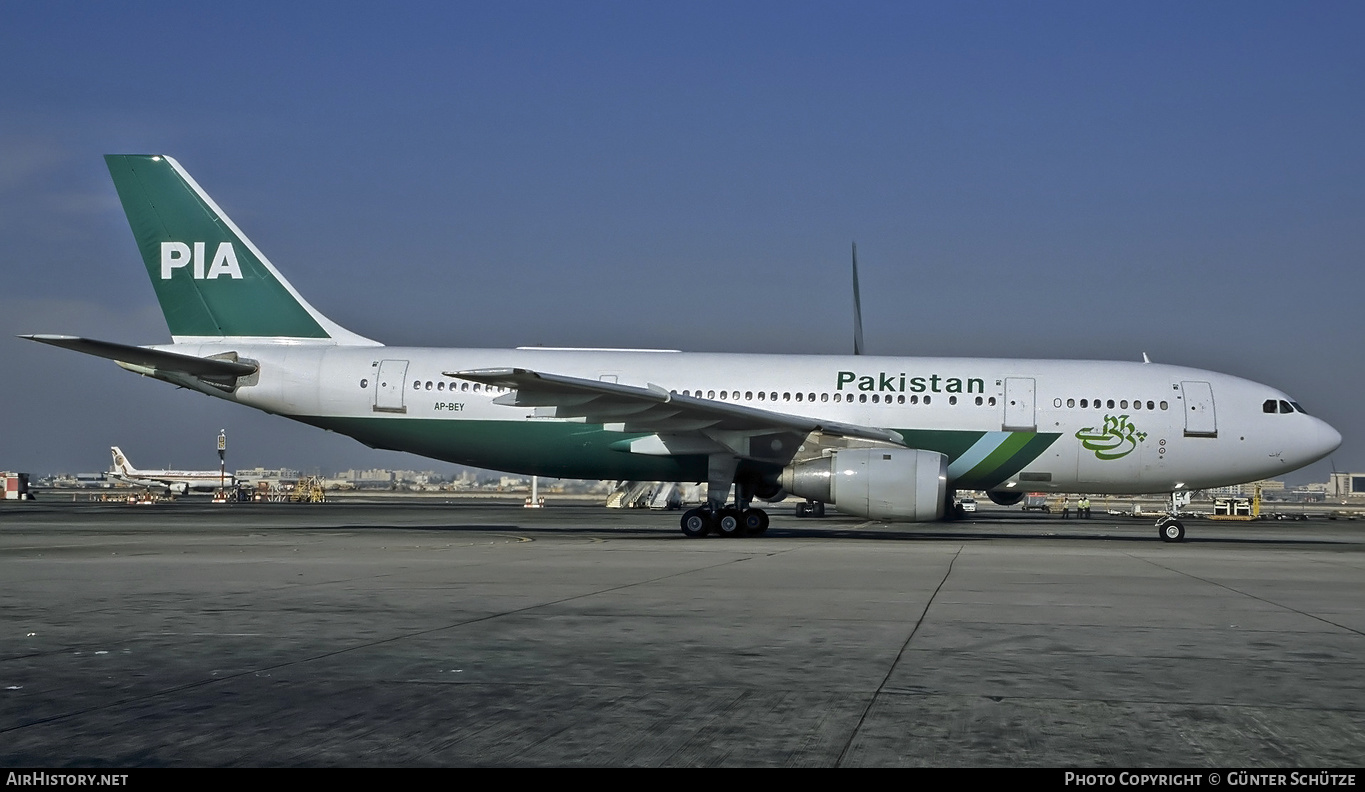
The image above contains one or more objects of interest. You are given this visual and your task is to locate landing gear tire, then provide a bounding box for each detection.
[681,508,713,538]
[741,508,769,535]
[715,508,743,537]
[1158,517,1186,543]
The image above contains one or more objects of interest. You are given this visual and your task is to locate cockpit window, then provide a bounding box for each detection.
[1266,398,1309,415]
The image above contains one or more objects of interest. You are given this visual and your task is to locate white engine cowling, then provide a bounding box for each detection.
[779,448,948,521]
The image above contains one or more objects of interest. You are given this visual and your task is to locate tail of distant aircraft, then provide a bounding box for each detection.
[104,155,377,346]
[110,447,136,477]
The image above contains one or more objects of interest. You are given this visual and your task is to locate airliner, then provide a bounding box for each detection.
[23,155,1342,541]
[109,446,233,495]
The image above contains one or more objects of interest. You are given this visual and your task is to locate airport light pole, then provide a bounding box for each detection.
[218,430,226,498]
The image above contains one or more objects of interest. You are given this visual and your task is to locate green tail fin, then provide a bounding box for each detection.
[105,155,374,344]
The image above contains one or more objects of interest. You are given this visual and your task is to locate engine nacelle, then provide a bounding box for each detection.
[172,482,190,496]
[753,480,787,503]
[779,448,947,521]
[986,490,1025,507]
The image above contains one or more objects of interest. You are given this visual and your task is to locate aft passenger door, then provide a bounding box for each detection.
[373,359,409,414]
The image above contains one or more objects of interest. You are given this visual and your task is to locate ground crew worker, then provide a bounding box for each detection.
[1061,497,1071,519]
[1080,496,1091,518]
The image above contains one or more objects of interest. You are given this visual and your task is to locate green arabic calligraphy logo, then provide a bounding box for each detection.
[1076,414,1147,460]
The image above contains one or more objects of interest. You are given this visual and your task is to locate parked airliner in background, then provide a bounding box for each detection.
[109,446,232,495]
[24,155,1342,540]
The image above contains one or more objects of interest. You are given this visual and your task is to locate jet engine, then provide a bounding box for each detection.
[172,482,190,495]
[986,490,1025,507]
[752,480,787,503]
[779,448,947,521]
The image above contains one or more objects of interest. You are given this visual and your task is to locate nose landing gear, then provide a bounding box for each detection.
[1157,515,1186,543]
[1157,491,1191,542]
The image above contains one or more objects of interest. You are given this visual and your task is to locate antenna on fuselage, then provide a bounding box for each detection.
[852,242,864,356]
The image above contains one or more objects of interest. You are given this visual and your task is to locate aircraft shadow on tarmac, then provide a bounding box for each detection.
[2,501,1349,547]
[313,520,1351,547]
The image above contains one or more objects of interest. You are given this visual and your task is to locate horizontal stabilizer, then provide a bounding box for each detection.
[19,335,257,379]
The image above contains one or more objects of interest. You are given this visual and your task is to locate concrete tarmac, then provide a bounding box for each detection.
[0,500,1361,767]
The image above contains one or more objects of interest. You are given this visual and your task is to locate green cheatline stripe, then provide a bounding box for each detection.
[970,433,1060,490]
[892,429,986,463]
[297,415,711,481]
[296,413,1056,489]
[961,431,1033,481]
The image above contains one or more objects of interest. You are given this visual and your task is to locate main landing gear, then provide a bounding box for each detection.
[680,506,770,537]
[679,454,772,538]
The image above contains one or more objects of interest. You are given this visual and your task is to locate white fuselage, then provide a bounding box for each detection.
[109,445,232,494]
[111,471,232,493]
[157,343,1341,495]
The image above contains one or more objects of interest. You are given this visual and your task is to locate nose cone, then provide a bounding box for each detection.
[1307,417,1343,464]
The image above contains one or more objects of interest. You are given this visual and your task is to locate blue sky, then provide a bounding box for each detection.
[1,2,1361,482]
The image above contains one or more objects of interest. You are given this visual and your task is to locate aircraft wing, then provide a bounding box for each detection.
[20,335,258,381]
[447,367,905,463]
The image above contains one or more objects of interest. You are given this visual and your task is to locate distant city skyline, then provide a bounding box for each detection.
[3,3,1362,484]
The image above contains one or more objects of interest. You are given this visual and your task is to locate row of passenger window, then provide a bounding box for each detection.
[417,380,503,392]
[356,379,506,393]
[676,389,999,407]
[364,378,1187,417]
[371,378,1015,407]
[1058,398,1169,411]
